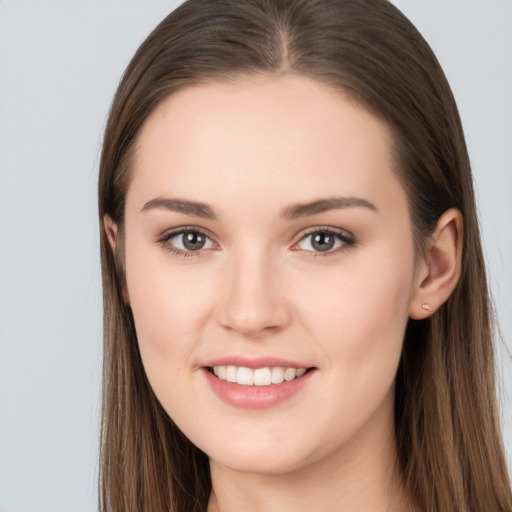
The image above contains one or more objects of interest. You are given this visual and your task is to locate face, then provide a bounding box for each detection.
[121,74,419,476]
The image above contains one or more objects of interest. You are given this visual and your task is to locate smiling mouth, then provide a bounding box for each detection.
[208,365,313,386]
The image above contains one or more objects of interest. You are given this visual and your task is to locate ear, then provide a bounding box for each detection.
[103,215,131,306]
[104,215,118,253]
[409,208,463,319]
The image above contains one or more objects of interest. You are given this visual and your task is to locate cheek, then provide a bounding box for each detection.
[299,242,414,379]
[123,249,219,420]
[123,240,214,366]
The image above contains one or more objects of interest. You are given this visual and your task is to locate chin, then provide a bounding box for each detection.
[203,432,330,477]
[210,451,308,476]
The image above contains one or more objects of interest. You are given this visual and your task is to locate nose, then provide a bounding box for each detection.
[216,248,292,337]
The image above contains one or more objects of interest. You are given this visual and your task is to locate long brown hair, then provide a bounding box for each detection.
[98,1,512,510]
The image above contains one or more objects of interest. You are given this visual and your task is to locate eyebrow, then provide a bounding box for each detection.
[281,196,378,220]
[141,198,217,219]
[141,195,378,220]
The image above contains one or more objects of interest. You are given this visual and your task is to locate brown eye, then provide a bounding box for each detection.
[161,229,216,255]
[310,232,336,252]
[182,231,207,250]
[295,229,355,255]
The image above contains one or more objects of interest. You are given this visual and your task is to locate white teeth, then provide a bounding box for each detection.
[226,365,237,383]
[284,368,296,381]
[271,367,285,384]
[253,367,272,386]
[217,365,227,380]
[211,365,308,386]
[237,367,254,386]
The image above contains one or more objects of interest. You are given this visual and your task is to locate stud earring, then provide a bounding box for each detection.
[422,303,432,311]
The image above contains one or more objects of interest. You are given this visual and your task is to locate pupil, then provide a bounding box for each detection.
[183,231,205,250]
[312,233,334,252]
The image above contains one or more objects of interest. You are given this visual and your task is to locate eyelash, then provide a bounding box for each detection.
[157,226,357,258]
[295,227,357,258]
[157,227,215,258]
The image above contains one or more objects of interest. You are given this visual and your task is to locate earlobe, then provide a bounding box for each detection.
[409,208,463,319]
[103,215,131,306]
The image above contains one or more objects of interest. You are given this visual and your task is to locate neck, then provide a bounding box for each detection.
[207,399,413,512]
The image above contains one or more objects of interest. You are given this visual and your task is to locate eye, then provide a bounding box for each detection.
[294,228,355,255]
[159,228,217,256]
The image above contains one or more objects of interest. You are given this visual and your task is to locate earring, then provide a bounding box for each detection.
[422,303,432,311]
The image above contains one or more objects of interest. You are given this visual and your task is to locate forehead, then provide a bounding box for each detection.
[127,74,404,217]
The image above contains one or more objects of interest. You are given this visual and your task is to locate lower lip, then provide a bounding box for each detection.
[202,368,315,409]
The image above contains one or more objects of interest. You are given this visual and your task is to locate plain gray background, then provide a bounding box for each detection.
[0,1,510,510]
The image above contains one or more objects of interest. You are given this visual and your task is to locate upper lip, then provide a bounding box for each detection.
[201,356,314,370]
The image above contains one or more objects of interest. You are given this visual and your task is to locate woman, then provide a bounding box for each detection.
[98,0,512,510]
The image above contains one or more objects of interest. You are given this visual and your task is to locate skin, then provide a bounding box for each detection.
[106,74,462,512]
